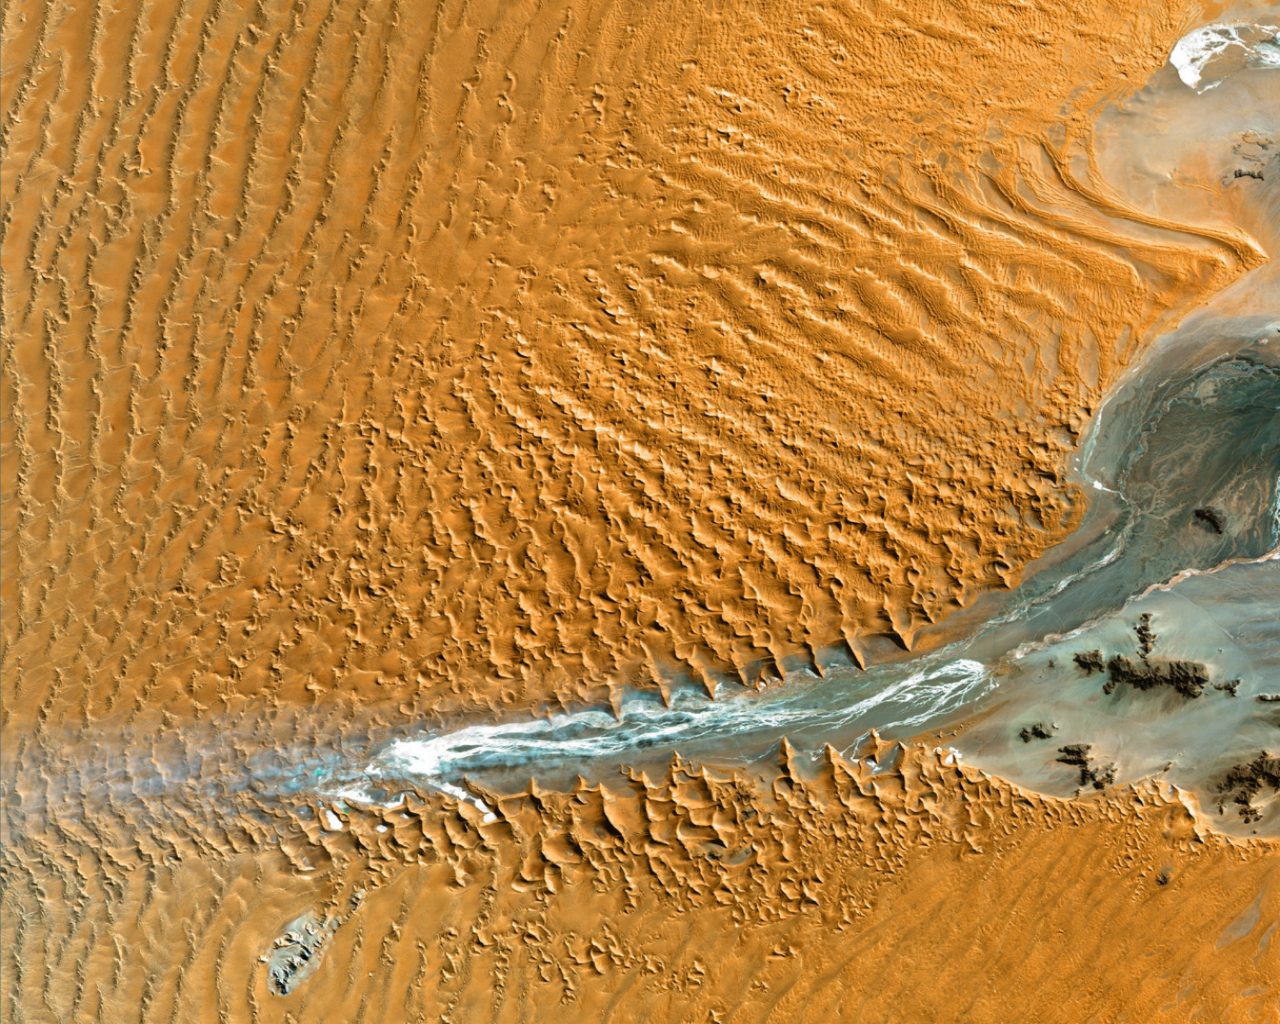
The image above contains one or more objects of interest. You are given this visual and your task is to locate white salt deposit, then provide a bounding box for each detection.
[1169,23,1280,93]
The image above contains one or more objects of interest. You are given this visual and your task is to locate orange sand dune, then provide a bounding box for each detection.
[2,0,1276,1021]
[1,0,1260,725]
[4,742,1276,1021]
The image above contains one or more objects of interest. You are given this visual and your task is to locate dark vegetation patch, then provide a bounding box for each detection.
[1193,506,1226,534]
[1215,752,1280,824]
[1056,743,1117,791]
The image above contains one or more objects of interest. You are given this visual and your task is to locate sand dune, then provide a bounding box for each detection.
[1,0,1259,726]
[2,0,1276,1020]
[4,737,1276,1021]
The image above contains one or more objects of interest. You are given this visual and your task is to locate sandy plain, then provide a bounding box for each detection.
[1,0,1277,1020]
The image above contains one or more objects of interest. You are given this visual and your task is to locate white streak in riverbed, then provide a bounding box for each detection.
[1169,22,1280,92]
[357,658,993,791]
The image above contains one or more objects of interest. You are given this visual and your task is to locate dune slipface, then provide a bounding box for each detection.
[2,0,1278,1021]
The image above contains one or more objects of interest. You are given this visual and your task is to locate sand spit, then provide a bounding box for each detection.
[3,742,1276,1021]
[1,0,1262,727]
